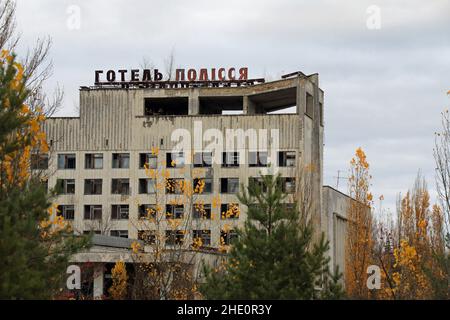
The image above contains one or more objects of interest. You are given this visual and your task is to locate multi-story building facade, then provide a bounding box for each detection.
[39,70,350,298]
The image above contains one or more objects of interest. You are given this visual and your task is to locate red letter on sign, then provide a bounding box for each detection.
[176,69,185,81]
[228,68,236,80]
[187,69,197,81]
[218,68,225,81]
[199,69,209,81]
[239,67,248,80]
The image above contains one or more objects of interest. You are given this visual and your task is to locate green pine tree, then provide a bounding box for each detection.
[200,173,343,299]
[0,51,90,299]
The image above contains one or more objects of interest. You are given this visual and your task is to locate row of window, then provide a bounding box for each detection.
[31,151,296,170]
[57,203,240,221]
[55,177,295,195]
[84,229,238,246]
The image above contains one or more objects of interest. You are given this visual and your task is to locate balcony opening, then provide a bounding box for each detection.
[199,96,243,115]
[248,87,297,114]
[144,97,188,116]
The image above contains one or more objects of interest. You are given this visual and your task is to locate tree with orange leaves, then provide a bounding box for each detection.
[0,50,89,299]
[374,174,448,299]
[345,147,374,299]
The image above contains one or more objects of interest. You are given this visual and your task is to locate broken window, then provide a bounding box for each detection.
[249,177,268,192]
[111,205,129,220]
[144,97,189,116]
[56,179,75,194]
[220,203,240,219]
[220,229,238,245]
[58,154,76,169]
[222,152,240,167]
[139,178,156,194]
[112,153,130,169]
[193,178,213,194]
[280,177,296,193]
[57,205,75,220]
[84,205,102,220]
[139,153,157,169]
[31,154,48,170]
[192,230,211,246]
[165,230,185,246]
[83,230,101,235]
[166,204,184,219]
[110,230,128,238]
[248,151,268,167]
[111,178,130,195]
[85,153,103,169]
[138,230,156,244]
[193,152,212,167]
[193,203,212,219]
[166,152,185,168]
[220,178,239,194]
[138,204,157,220]
[166,178,185,194]
[278,151,296,167]
[84,179,102,195]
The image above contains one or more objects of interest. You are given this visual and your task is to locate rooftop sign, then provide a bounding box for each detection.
[93,67,265,89]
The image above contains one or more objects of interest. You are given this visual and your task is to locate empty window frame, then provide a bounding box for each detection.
[193,203,212,219]
[110,230,128,238]
[138,204,157,220]
[222,152,239,167]
[85,153,103,169]
[166,204,184,219]
[166,178,185,194]
[278,151,296,167]
[111,178,130,195]
[138,230,156,244]
[306,92,314,119]
[249,177,268,192]
[193,178,213,194]
[220,203,240,219]
[84,205,102,220]
[193,152,212,167]
[220,178,239,194]
[56,179,75,194]
[83,230,101,235]
[144,97,189,116]
[112,153,130,169]
[58,154,76,169]
[41,179,48,193]
[139,153,157,169]
[281,177,296,193]
[31,154,49,170]
[220,229,238,245]
[57,205,75,220]
[84,179,102,195]
[166,152,185,168]
[248,151,268,167]
[139,178,156,194]
[165,230,185,246]
[111,205,129,220]
[192,230,211,246]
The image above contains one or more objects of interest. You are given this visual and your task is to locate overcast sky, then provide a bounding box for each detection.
[14,0,450,215]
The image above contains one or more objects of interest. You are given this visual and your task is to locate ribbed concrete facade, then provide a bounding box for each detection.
[42,74,325,250]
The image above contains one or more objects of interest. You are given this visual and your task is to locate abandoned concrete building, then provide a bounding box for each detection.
[38,70,351,298]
